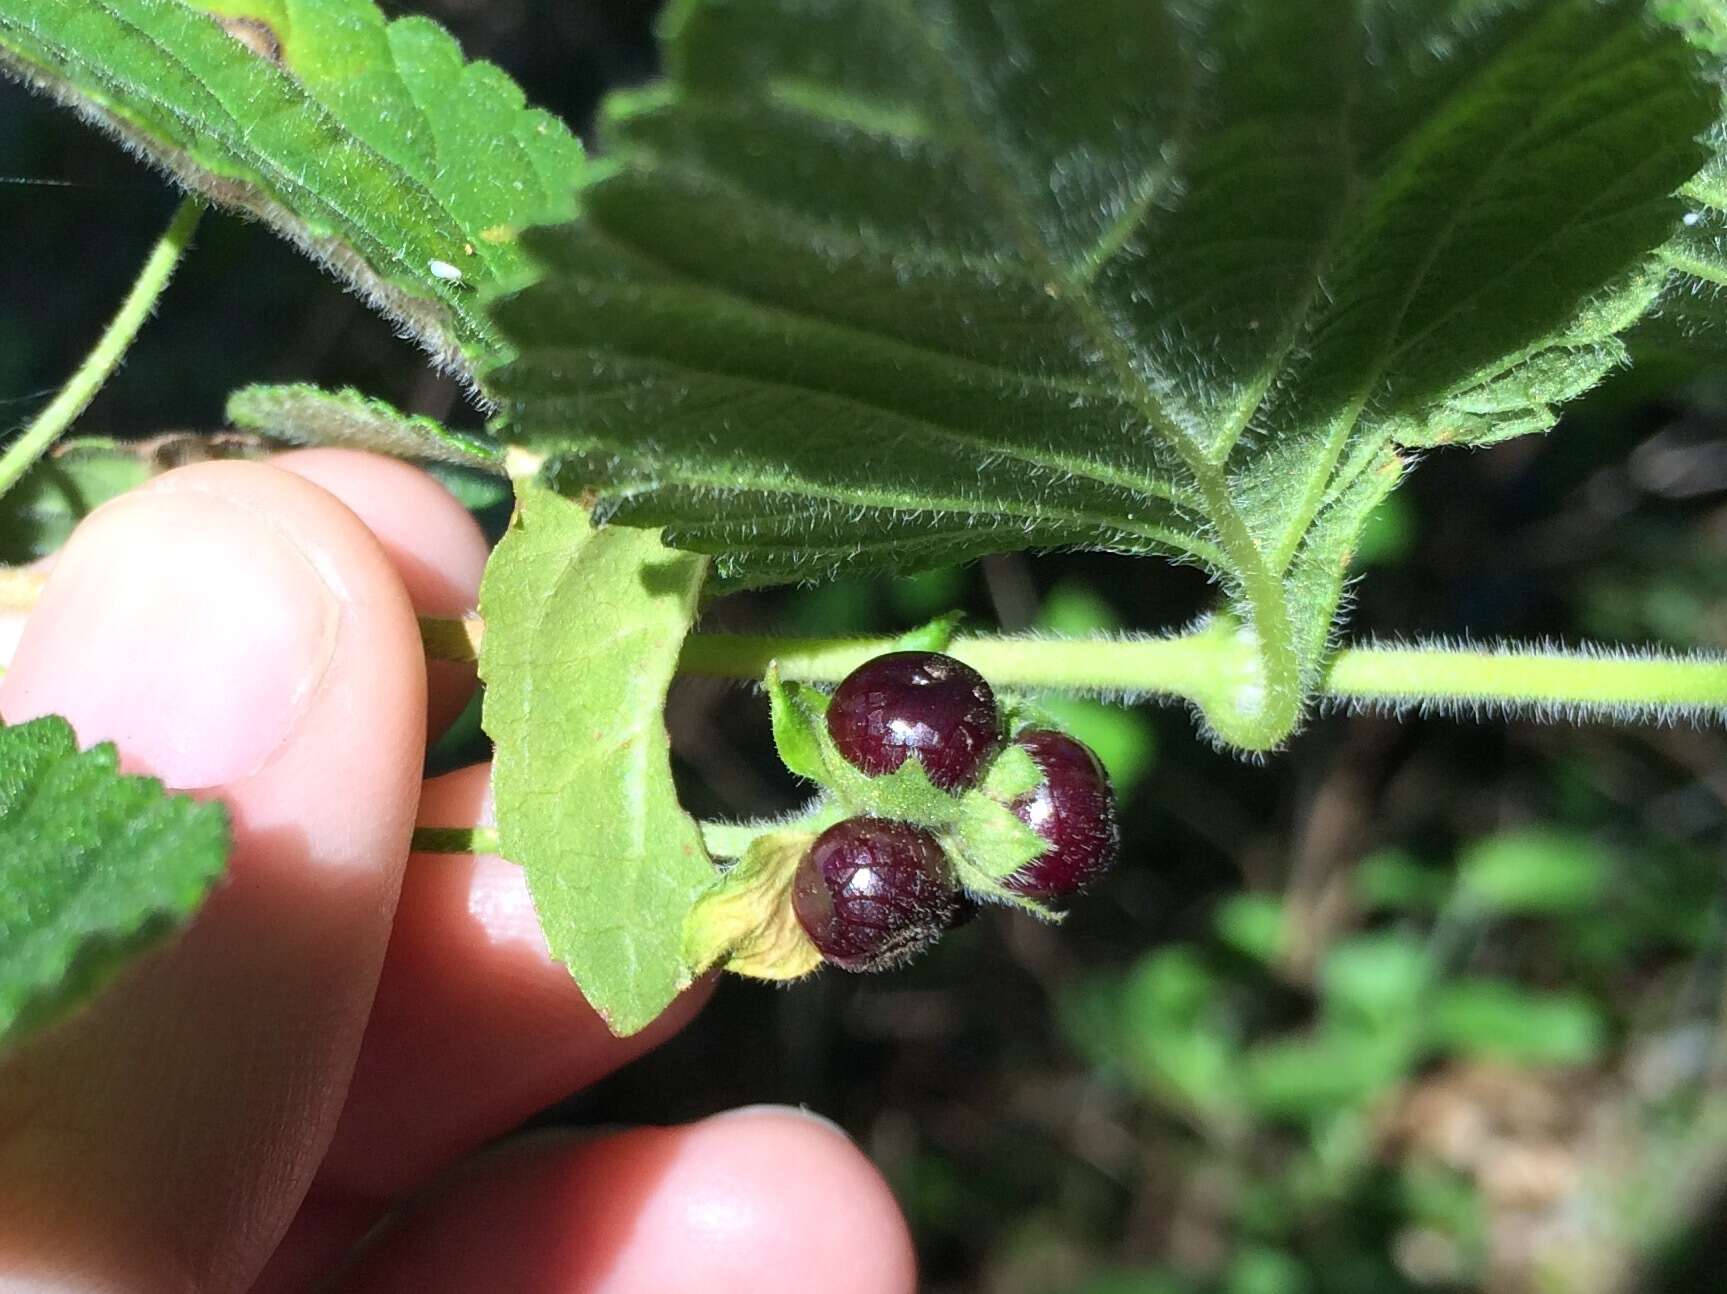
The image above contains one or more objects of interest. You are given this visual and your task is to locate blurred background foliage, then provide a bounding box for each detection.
[5,3,1727,1290]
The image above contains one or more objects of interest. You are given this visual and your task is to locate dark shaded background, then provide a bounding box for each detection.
[4,3,1727,1290]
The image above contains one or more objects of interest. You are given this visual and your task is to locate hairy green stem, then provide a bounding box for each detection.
[672,631,1727,729]
[0,198,203,498]
[409,615,1727,728]
[1321,641,1727,720]
[6,589,1721,738]
[410,825,499,855]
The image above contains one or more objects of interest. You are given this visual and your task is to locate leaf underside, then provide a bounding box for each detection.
[490,0,1718,689]
[478,480,714,1036]
[0,716,230,1047]
[226,384,502,469]
[0,0,587,374]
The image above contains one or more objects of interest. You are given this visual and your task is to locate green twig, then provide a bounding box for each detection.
[672,631,1727,731]
[412,615,1727,730]
[0,198,203,499]
[410,825,499,855]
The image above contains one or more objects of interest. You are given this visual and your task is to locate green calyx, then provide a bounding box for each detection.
[766,665,1060,917]
[680,645,1074,982]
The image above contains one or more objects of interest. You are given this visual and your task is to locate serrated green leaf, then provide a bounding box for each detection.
[226,384,502,469]
[478,480,713,1036]
[0,715,230,1047]
[0,0,586,372]
[1624,2,1727,371]
[491,0,1716,729]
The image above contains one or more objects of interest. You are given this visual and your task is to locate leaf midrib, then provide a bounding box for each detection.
[866,0,1311,689]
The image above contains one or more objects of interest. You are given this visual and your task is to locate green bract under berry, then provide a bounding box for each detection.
[792,817,960,971]
[1002,730,1120,901]
[825,651,1001,792]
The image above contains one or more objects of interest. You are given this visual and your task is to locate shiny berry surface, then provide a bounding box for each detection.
[1003,729,1119,900]
[825,651,1001,792]
[793,817,959,972]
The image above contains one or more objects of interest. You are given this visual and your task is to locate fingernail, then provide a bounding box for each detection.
[0,488,339,790]
[708,1103,852,1141]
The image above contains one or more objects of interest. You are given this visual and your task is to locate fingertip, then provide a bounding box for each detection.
[273,448,488,738]
[0,459,427,1289]
[319,763,712,1199]
[339,1110,917,1293]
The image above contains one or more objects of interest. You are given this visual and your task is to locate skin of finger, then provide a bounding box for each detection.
[0,462,426,1292]
[334,1110,918,1294]
[272,448,488,739]
[312,762,714,1203]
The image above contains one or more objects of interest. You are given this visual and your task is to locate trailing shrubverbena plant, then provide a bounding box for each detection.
[1,0,1727,1037]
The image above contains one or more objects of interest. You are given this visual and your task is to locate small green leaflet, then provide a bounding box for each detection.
[489,0,1719,743]
[226,384,503,470]
[0,716,230,1048]
[478,479,714,1036]
[0,0,586,373]
[0,438,154,563]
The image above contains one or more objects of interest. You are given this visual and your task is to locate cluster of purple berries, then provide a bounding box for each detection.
[792,651,1119,972]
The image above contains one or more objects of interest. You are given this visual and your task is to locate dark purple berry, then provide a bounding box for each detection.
[1002,729,1119,900]
[826,650,1001,792]
[793,817,960,971]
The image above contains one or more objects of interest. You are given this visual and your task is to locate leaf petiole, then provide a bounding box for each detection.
[0,198,203,500]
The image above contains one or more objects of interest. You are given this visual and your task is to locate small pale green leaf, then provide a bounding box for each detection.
[0,433,268,563]
[1427,979,1606,1065]
[1213,893,1286,965]
[1355,849,1451,912]
[892,612,964,652]
[0,715,230,1046]
[492,0,1717,734]
[226,384,501,469]
[0,439,152,562]
[950,791,1046,886]
[978,742,1040,802]
[0,0,586,371]
[766,669,829,784]
[478,480,713,1036]
[1456,831,1610,915]
[1243,1031,1413,1119]
[1121,948,1241,1114]
[1319,933,1432,1026]
[1039,584,1120,638]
